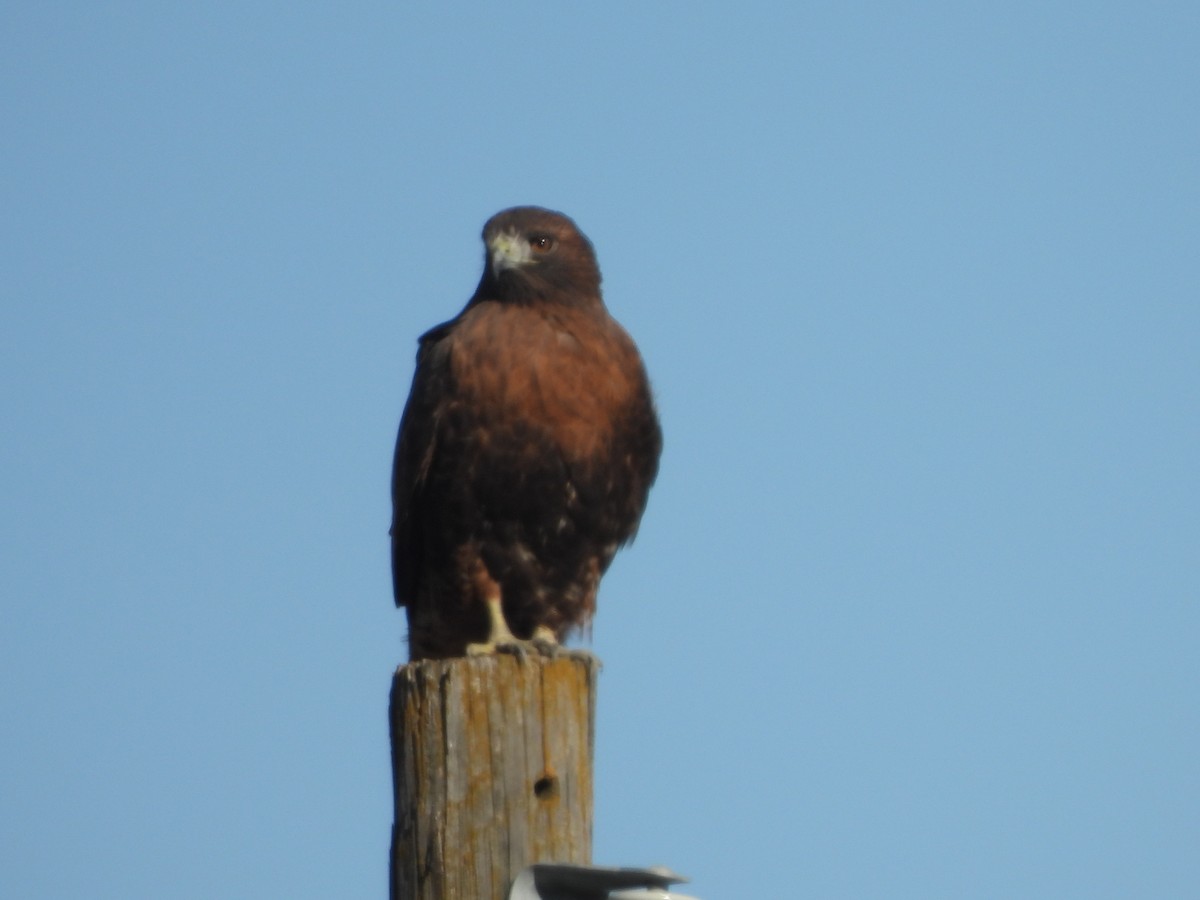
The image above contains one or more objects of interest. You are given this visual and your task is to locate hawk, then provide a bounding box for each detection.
[390,207,661,660]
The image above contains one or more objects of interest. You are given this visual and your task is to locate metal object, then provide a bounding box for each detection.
[508,863,698,900]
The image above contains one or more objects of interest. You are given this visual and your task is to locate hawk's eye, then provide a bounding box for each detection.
[530,235,555,253]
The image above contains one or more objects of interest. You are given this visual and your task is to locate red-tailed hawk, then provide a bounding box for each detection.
[390,207,661,660]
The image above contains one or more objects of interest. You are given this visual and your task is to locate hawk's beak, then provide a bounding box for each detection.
[489,231,532,273]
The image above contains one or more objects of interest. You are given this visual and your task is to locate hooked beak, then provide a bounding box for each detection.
[489,231,533,274]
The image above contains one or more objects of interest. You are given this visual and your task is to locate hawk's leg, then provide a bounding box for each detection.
[465,598,560,659]
[466,596,520,656]
[530,625,561,657]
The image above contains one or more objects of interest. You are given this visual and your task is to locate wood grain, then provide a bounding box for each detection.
[389,653,599,900]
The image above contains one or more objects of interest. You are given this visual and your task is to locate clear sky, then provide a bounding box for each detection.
[2,3,1197,898]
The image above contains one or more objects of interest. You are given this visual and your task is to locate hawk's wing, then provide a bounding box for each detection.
[390,321,454,608]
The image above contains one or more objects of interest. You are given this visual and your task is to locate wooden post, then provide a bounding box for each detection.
[389,653,600,900]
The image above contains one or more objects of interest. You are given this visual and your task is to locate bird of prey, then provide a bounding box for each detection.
[390,207,661,660]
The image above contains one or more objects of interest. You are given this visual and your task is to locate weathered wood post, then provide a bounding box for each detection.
[389,653,600,900]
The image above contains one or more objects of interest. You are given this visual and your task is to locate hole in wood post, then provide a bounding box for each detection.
[533,774,559,800]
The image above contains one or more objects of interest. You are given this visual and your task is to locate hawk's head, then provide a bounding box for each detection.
[477,207,602,307]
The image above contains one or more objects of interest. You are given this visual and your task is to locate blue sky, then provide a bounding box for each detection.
[2,3,1197,898]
